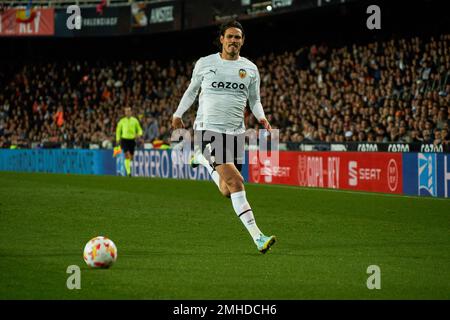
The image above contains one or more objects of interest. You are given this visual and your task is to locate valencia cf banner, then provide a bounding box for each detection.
[0,8,54,36]
[54,6,130,37]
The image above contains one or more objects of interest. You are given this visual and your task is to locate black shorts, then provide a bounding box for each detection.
[120,138,136,155]
[194,130,245,172]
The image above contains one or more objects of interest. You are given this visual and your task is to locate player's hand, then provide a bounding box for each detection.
[171,116,185,130]
[113,145,122,157]
[259,118,272,133]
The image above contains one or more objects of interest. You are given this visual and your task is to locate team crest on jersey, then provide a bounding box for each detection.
[239,69,247,79]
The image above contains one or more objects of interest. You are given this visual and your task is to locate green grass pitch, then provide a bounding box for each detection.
[0,172,449,299]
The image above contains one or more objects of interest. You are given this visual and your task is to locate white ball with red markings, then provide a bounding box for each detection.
[83,236,117,268]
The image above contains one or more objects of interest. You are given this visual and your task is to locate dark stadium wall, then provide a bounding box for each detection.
[0,0,448,64]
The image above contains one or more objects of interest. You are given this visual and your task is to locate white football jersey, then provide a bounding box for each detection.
[174,53,265,134]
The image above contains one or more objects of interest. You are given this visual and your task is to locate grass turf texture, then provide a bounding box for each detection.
[0,172,449,299]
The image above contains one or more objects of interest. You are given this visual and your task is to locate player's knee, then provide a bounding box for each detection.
[220,188,231,198]
[219,180,231,198]
[235,174,244,186]
[225,175,244,192]
[223,174,234,187]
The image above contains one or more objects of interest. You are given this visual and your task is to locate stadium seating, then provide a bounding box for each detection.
[0,34,448,149]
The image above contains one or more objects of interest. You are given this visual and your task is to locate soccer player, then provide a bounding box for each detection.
[116,106,143,177]
[171,20,276,253]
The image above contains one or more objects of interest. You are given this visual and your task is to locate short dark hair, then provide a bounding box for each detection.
[215,20,245,49]
[219,20,245,37]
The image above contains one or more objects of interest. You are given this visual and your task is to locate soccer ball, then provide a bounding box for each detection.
[83,236,117,268]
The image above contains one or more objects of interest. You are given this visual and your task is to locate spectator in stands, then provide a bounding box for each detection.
[54,106,64,128]
[143,115,159,143]
[1,34,449,148]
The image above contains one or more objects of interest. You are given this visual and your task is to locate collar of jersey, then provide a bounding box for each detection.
[217,52,242,62]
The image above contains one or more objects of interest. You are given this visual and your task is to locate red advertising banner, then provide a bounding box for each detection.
[249,151,403,194]
[0,8,54,36]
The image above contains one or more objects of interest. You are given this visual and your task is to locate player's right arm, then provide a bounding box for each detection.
[172,58,204,129]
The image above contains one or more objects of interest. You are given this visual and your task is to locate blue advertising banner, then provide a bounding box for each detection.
[122,149,250,182]
[403,153,450,198]
[0,149,115,175]
[0,148,250,182]
[126,149,211,181]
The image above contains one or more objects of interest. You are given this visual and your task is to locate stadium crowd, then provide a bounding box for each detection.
[0,33,449,149]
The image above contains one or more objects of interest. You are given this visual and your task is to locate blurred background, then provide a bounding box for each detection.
[0,0,449,151]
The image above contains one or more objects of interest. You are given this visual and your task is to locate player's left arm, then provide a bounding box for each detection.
[248,68,272,132]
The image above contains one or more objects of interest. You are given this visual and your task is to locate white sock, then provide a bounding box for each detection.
[206,164,220,189]
[230,191,262,242]
[197,152,221,189]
